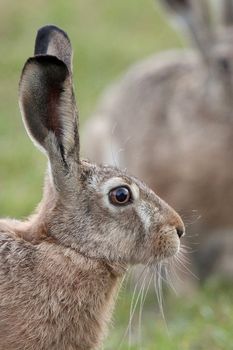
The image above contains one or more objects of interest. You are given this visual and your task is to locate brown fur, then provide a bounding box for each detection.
[0,25,184,349]
[0,229,120,350]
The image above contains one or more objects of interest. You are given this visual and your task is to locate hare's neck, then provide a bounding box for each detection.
[39,244,123,349]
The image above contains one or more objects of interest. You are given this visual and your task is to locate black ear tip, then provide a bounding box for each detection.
[34,24,71,56]
[37,25,70,43]
[161,0,190,12]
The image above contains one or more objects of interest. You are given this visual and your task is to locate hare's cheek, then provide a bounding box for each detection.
[152,229,180,260]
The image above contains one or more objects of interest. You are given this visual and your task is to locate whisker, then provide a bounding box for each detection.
[137,271,149,349]
[128,270,150,347]
[163,262,178,295]
[117,261,152,349]
[117,238,195,349]
[174,254,199,280]
[110,122,119,168]
[179,244,197,253]
[138,271,153,349]
[153,262,169,333]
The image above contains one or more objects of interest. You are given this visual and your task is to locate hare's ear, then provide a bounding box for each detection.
[220,0,233,26]
[160,0,214,65]
[159,0,190,13]
[34,25,72,72]
[19,27,79,171]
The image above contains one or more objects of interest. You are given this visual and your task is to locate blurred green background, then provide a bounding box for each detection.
[0,1,232,349]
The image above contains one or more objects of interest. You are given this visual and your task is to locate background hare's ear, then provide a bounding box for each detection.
[19,26,79,174]
[160,0,214,66]
[159,0,190,13]
[220,0,233,26]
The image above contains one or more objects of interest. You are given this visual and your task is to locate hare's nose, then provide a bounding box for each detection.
[176,226,185,238]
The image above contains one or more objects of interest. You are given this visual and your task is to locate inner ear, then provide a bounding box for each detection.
[19,55,79,163]
[22,56,67,145]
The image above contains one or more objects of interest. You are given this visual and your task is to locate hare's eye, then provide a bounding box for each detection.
[109,186,132,206]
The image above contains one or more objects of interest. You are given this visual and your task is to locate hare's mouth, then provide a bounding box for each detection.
[153,228,181,261]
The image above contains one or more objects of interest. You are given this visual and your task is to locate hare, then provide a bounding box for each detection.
[0,25,184,350]
[83,0,233,281]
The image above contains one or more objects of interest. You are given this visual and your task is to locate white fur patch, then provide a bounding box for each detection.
[137,200,160,232]
[136,201,153,231]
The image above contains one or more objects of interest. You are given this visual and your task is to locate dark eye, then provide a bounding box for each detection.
[109,186,132,206]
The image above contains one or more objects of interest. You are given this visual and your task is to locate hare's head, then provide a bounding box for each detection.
[19,25,184,267]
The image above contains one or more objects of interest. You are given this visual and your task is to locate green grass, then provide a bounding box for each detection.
[0,1,232,349]
[106,279,233,350]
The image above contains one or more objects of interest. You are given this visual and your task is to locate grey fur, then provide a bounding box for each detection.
[0,25,184,349]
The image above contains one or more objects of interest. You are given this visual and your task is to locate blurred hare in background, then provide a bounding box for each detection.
[83,0,233,282]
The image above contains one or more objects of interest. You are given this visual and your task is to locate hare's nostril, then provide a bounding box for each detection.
[176,227,184,238]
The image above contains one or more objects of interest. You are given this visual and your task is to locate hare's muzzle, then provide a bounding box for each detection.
[151,207,185,260]
[166,205,185,239]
